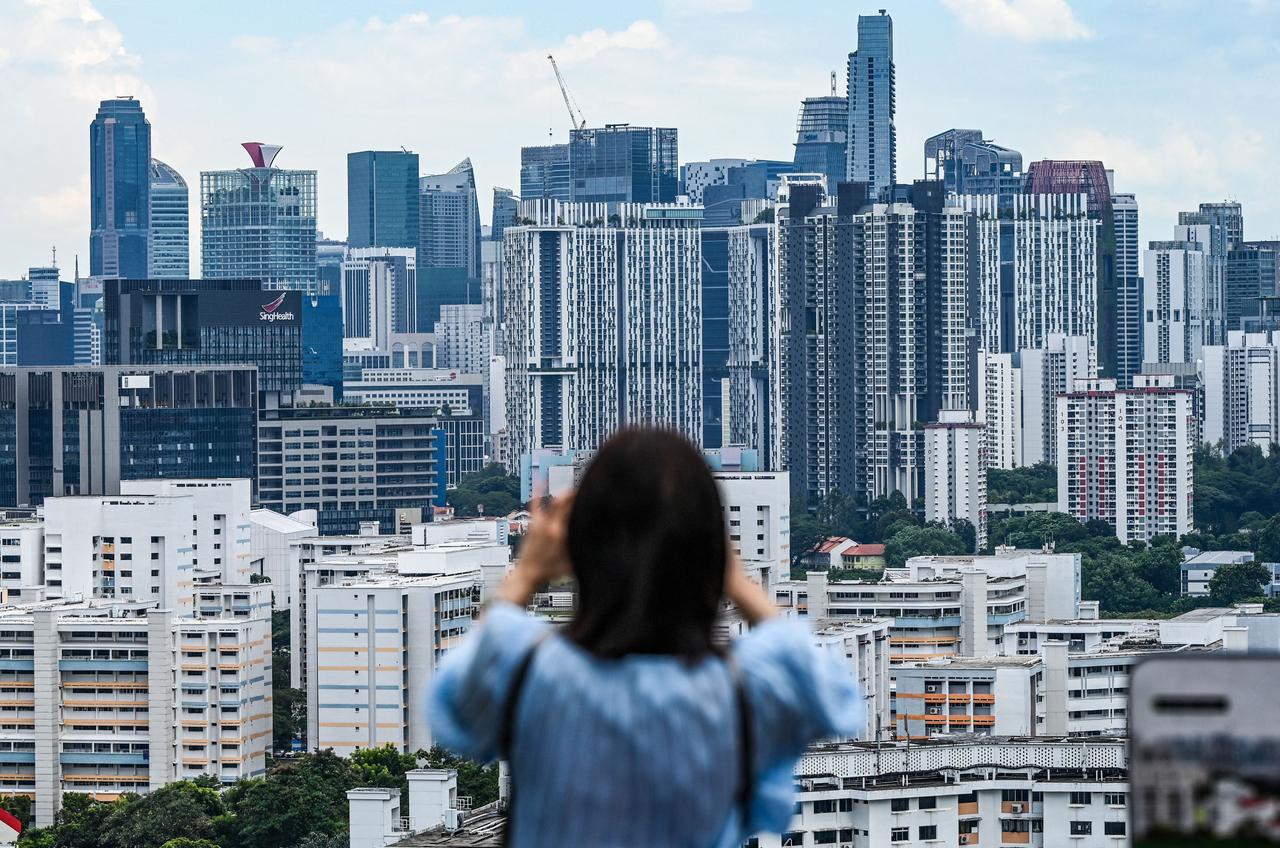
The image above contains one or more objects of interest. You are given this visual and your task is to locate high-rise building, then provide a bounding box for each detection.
[301,291,344,398]
[491,187,518,242]
[0,366,257,507]
[434,303,488,374]
[699,160,797,228]
[847,11,895,195]
[568,125,678,204]
[1227,241,1279,332]
[793,94,848,193]
[102,277,303,395]
[1202,330,1280,455]
[700,224,777,464]
[1057,375,1194,544]
[681,159,750,204]
[519,143,571,202]
[148,159,189,278]
[27,266,61,310]
[503,200,702,458]
[419,159,482,327]
[1112,192,1142,385]
[347,150,420,250]
[341,247,417,344]
[1185,201,1244,250]
[90,98,151,279]
[256,406,447,535]
[924,129,1023,200]
[1174,204,1238,348]
[924,409,988,550]
[777,179,973,505]
[976,352,1020,470]
[1017,334,1095,467]
[1143,239,1210,365]
[201,143,318,293]
[965,192,1100,359]
[315,234,347,296]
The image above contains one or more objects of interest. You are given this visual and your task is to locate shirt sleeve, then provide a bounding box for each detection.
[732,616,862,834]
[427,600,549,763]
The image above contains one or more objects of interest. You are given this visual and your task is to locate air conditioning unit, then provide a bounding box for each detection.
[959,836,972,845]
[1011,803,1025,813]
[927,707,942,715]
[926,684,940,692]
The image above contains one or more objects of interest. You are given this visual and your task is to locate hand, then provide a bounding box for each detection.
[724,550,776,626]
[497,494,574,606]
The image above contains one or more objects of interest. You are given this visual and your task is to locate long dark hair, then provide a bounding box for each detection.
[566,428,726,660]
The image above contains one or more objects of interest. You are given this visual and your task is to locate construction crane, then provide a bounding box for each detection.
[547,54,587,131]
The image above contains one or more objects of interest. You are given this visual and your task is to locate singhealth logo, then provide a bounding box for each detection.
[259,293,295,322]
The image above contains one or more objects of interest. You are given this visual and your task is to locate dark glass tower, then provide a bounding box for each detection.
[520,144,571,201]
[569,125,678,203]
[347,150,420,249]
[90,98,151,279]
[793,95,848,193]
[847,12,895,195]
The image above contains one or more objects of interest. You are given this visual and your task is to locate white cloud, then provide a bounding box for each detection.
[940,0,1092,42]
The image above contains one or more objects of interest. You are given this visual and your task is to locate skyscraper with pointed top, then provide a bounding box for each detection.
[847,11,895,195]
[90,97,151,279]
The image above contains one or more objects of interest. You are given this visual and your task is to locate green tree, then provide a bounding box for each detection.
[42,792,112,848]
[159,840,222,848]
[1082,552,1164,614]
[220,750,356,848]
[421,746,500,808]
[271,610,304,751]
[289,834,348,848]
[884,525,967,568]
[0,795,31,831]
[97,781,225,848]
[448,465,521,517]
[1208,561,1272,606]
[987,463,1057,505]
[1258,515,1280,563]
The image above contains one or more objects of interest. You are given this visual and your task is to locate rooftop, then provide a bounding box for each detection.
[393,804,504,847]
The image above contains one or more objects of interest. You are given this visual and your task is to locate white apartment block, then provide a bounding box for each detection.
[0,519,44,603]
[120,478,253,585]
[1056,375,1195,543]
[1203,330,1280,454]
[716,471,789,590]
[977,352,1021,469]
[503,201,702,457]
[306,569,481,754]
[433,303,489,375]
[724,224,777,467]
[1,598,270,827]
[966,193,1100,359]
[248,507,316,610]
[768,737,1129,848]
[811,618,893,741]
[924,410,987,550]
[341,368,482,413]
[1144,239,1210,365]
[777,549,1081,663]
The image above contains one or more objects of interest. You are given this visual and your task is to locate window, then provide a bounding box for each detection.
[1069,792,1092,806]
[918,796,937,810]
[891,797,910,811]
[812,831,838,845]
[812,799,837,814]
[891,828,909,842]
[1002,789,1030,802]
[958,791,978,804]
[919,825,937,840]
[1104,821,1125,836]
[1001,820,1030,833]
[1070,821,1093,836]
[838,798,853,812]
[1103,793,1126,806]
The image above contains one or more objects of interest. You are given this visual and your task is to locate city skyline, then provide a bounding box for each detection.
[1,0,1277,275]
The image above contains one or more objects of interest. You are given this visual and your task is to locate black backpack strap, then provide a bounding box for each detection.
[725,652,755,822]
[499,629,551,846]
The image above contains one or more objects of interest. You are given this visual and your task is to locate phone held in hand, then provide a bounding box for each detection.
[1129,654,1280,846]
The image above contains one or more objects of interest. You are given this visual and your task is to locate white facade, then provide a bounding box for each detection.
[924,410,987,550]
[966,193,1100,360]
[433,303,489,374]
[714,471,789,590]
[770,738,1129,848]
[306,569,480,754]
[1019,334,1095,467]
[342,248,417,345]
[977,352,1021,469]
[503,201,702,457]
[1143,239,1209,365]
[248,508,316,613]
[811,618,893,741]
[4,599,271,827]
[724,224,777,466]
[680,158,749,205]
[0,520,44,603]
[1057,375,1195,543]
[120,478,253,585]
[342,368,482,413]
[1202,330,1280,453]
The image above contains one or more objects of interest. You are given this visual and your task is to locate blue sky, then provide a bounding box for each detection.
[1,0,1278,275]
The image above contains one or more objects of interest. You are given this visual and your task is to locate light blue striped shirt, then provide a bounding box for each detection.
[429,601,861,847]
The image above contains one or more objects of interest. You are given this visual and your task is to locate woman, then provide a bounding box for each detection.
[429,429,859,847]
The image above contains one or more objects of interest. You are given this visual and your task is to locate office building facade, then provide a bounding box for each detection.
[1143,239,1210,365]
[1227,241,1279,332]
[90,98,151,279]
[924,128,1023,200]
[419,159,482,327]
[341,248,418,344]
[793,95,848,193]
[347,150,420,250]
[568,125,678,204]
[503,200,701,458]
[1112,192,1142,385]
[0,366,257,507]
[519,143,571,202]
[847,11,896,194]
[201,143,318,293]
[1057,375,1195,544]
[148,159,189,278]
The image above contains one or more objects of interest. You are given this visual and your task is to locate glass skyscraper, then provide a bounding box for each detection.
[201,144,318,293]
[793,95,848,193]
[90,98,151,279]
[519,144,571,201]
[148,159,189,278]
[568,125,678,203]
[347,150,420,249]
[847,12,895,195]
[419,159,482,326]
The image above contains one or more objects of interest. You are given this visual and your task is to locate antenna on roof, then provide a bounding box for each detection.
[51,246,57,268]
[830,70,837,97]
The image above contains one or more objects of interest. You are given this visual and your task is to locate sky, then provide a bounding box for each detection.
[1,0,1278,277]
